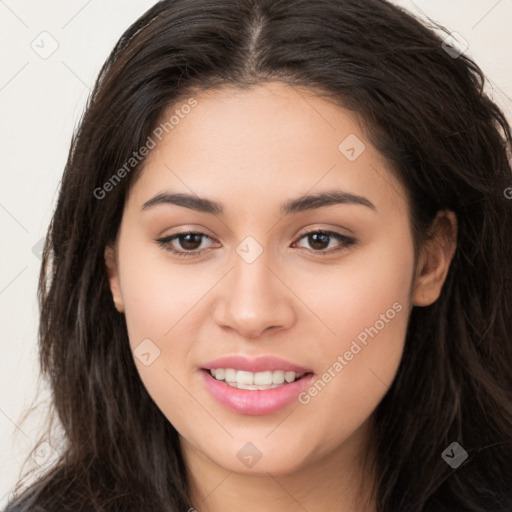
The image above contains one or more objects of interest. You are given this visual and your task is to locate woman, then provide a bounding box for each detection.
[4,0,512,510]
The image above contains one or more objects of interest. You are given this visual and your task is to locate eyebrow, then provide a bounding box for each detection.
[141,189,376,216]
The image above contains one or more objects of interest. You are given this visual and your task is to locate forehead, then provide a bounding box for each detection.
[127,82,407,218]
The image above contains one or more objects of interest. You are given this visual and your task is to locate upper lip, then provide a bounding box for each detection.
[202,355,313,374]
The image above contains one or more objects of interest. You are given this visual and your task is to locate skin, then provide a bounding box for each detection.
[105,82,457,512]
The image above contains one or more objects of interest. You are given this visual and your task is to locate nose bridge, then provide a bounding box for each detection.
[213,236,294,337]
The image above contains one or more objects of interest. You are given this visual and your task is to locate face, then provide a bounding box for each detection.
[105,82,455,478]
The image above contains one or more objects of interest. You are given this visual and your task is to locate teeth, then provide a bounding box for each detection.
[209,368,305,389]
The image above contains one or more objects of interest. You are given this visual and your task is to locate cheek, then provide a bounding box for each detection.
[116,234,219,409]
[294,235,413,429]
[296,302,408,449]
[118,256,197,424]
[118,237,207,345]
[293,231,413,341]
[114,240,194,400]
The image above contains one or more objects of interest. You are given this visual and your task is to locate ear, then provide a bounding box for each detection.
[412,210,457,307]
[104,244,125,313]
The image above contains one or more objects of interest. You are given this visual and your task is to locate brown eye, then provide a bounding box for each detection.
[293,230,357,256]
[155,231,213,257]
[174,233,204,251]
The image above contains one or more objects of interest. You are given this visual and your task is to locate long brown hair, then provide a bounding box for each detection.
[5,1,512,510]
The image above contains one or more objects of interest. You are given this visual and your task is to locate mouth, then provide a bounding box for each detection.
[200,368,316,415]
[201,368,314,391]
[199,355,315,414]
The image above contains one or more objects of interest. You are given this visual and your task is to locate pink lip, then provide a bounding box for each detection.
[201,355,312,373]
[200,370,316,415]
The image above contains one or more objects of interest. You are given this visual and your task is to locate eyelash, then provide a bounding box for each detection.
[155,229,357,258]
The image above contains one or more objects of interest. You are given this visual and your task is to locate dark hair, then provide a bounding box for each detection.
[5,0,512,511]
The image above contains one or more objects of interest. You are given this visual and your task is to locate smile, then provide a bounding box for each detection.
[208,368,305,390]
[201,369,315,415]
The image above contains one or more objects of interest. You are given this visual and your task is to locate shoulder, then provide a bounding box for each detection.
[2,478,64,512]
[2,496,40,512]
[2,490,51,512]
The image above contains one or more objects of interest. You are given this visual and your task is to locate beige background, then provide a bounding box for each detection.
[1,0,511,505]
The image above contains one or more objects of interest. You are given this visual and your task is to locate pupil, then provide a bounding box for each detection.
[310,233,328,250]
[181,233,201,250]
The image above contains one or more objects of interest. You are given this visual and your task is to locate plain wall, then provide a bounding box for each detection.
[1,0,511,506]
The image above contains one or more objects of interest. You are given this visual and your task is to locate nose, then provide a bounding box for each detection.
[212,249,295,339]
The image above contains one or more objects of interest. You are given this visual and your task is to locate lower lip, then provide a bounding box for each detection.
[200,370,315,415]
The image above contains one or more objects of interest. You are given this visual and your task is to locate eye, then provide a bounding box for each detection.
[155,231,215,257]
[292,229,357,256]
[155,229,357,258]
